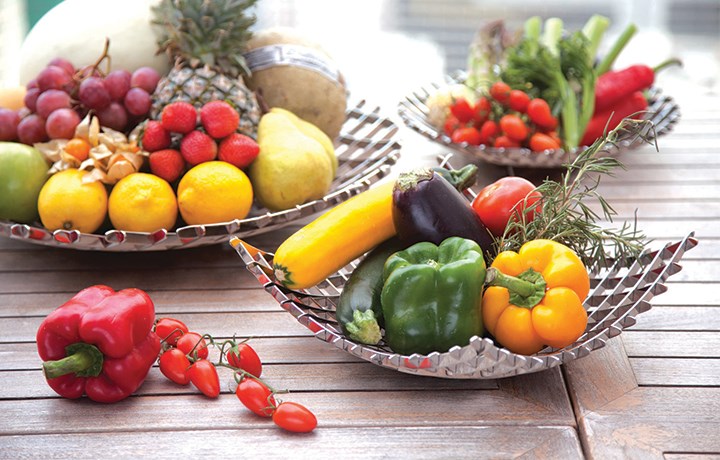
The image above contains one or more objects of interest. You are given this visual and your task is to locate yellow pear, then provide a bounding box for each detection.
[250,109,337,212]
[269,107,337,175]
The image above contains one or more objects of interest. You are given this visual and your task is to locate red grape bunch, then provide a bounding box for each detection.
[1,56,161,145]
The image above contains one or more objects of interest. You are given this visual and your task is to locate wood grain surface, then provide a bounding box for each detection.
[1,93,719,459]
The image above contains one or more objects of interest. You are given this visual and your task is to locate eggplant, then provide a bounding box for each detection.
[392,168,494,256]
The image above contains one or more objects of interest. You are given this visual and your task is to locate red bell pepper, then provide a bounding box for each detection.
[580,91,648,146]
[36,285,161,403]
[594,58,681,112]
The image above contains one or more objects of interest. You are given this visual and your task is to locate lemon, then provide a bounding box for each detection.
[38,169,108,233]
[177,161,253,225]
[109,173,178,232]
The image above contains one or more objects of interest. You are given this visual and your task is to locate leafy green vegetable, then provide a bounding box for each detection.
[500,16,604,150]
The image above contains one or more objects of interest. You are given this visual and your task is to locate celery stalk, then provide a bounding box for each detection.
[596,23,638,74]
[582,14,610,64]
[542,18,564,56]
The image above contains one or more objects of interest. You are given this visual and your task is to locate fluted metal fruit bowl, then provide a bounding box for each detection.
[232,154,697,378]
[0,101,401,251]
[397,71,681,169]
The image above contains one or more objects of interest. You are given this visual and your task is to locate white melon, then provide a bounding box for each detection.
[19,0,170,84]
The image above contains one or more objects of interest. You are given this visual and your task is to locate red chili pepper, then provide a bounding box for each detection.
[581,92,648,146]
[594,59,680,113]
[36,285,161,403]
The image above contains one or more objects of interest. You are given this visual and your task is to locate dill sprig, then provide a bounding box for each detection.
[495,118,657,269]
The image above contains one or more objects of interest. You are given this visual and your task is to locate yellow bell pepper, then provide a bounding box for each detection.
[483,239,590,355]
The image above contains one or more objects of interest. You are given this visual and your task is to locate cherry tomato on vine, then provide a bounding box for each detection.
[443,114,462,137]
[449,97,474,123]
[272,402,318,433]
[159,348,191,385]
[471,176,542,237]
[236,377,276,417]
[155,317,189,346]
[508,90,531,113]
[527,98,558,130]
[478,120,498,145]
[493,135,520,149]
[227,343,263,377]
[499,115,529,142]
[187,359,220,398]
[473,97,492,124]
[176,332,209,359]
[489,81,511,104]
[529,132,561,152]
[451,126,482,145]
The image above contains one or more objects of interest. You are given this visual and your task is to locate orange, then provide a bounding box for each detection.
[38,169,108,233]
[108,173,177,232]
[177,161,253,225]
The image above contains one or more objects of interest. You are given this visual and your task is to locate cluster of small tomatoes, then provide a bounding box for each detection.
[444,81,562,152]
[154,317,317,433]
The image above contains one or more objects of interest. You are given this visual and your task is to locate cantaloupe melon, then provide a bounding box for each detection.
[245,27,347,140]
[19,0,170,84]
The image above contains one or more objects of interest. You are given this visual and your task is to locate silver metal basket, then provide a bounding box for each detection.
[232,155,697,378]
[0,101,401,251]
[397,72,681,169]
[233,234,696,379]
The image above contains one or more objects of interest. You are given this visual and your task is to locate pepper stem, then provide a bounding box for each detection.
[485,267,547,309]
[42,343,104,379]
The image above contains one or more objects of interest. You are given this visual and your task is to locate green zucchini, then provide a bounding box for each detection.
[336,237,405,344]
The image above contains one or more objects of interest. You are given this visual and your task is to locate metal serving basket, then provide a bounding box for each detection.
[397,71,681,169]
[232,155,697,378]
[0,101,401,251]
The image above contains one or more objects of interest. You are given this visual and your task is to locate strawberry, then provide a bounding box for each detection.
[141,120,171,152]
[200,101,240,139]
[180,130,217,166]
[149,149,185,183]
[161,101,197,134]
[218,133,260,169]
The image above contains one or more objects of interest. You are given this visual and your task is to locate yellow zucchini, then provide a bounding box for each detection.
[273,180,396,289]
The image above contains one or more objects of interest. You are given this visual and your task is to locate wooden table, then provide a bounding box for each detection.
[1,91,719,459]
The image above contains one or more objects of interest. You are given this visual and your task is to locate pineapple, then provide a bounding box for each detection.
[151,0,261,137]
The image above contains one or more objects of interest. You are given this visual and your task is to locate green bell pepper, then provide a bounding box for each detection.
[381,237,486,355]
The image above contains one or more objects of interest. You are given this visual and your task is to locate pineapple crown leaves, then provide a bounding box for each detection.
[152,0,258,77]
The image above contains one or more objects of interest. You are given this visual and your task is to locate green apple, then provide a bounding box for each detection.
[0,142,50,223]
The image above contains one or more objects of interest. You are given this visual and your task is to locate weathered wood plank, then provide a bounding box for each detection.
[0,426,584,460]
[579,387,720,459]
[0,384,575,434]
[0,311,314,343]
[0,288,283,317]
[1,336,360,371]
[0,360,498,399]
[563,338,637,415]
[633,307,720,331]
[623,331,720,358]
[629,358,720,387]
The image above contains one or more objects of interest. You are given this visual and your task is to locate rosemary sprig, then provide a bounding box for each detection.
[495,118,657,269]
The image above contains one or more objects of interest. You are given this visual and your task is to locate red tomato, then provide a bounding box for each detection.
[272,402,318,433]
[493,135,520,149]
[449,97,475,123]
[187,359,220,398]
[155,317,189,346]
[227,343,263,377]
[235,377,276,417]
[529,133,561,152]
[443,114,461,137]
[508,90,530,113]
[158,348,191,385]
[499,115,529,141]
[451,126,482,145]
[472,97,492,124]
[471,177,542,237]
[478,120,498,145]
[527,99,558,130]
[176,332,209,359]
[489,81,511,104]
